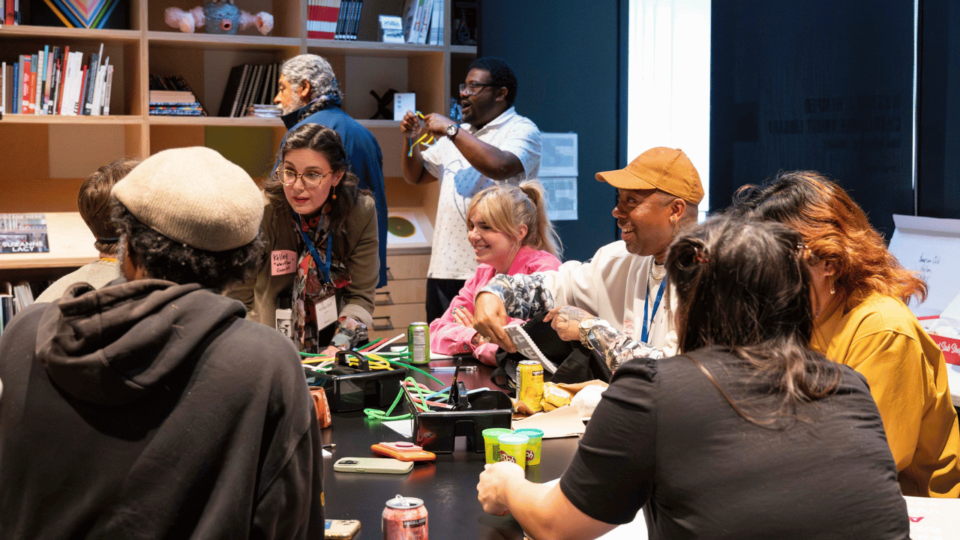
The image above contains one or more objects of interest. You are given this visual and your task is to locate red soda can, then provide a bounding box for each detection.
[382,494,428,540]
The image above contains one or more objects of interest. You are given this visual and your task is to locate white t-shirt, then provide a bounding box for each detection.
[483,241,678,356]
[421,107,541,280]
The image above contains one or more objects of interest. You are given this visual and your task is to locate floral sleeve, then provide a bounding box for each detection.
[584,319,665,370]
[480,273,555,319]
[330,316,369,350]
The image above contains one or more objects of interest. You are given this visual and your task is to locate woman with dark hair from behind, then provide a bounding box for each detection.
[229,123,379,354]
[477,215,908,540]
[732,171,960,498]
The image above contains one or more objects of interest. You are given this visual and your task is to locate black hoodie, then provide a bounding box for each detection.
[0,279,324,539]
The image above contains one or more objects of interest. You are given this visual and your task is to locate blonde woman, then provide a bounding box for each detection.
[429,181,561,365]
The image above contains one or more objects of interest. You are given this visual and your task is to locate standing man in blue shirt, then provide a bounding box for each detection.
[275,54,388,287]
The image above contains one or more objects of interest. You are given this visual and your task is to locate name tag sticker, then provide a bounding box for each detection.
[315,295,339,331]
[271,250,297,275]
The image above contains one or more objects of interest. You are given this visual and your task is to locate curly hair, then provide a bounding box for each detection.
[79,157,140,255]
[468,57,518,105]
[667,215,842,424]
[730,171,926,307]
[280,54,342,102]
[263,123,370,262]
[114,203,264,292]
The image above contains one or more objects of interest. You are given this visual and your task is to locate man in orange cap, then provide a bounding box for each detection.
[473,147,703,370]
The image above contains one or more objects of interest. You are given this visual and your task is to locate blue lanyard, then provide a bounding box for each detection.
[293,214,332,284]
[641,274,667,343]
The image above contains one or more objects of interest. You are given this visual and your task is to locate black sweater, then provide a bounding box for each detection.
[0,279,324,539]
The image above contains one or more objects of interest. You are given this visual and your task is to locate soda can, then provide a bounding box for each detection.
[518,360,544,412]
[383,494,428,540]
[407,322,431,365]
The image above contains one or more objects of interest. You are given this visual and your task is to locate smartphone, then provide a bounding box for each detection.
[371,442,436,462]
[333,457,414,474]
[325,519,360,539]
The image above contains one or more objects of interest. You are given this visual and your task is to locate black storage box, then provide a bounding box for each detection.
[306,351,408,413]
[403,387,513,453]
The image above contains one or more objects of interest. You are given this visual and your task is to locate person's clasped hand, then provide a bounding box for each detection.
[472,292,517,353]
[421,113,457,137]
[544,305,596,342]
[400,111,424,137]
[477,461,525,516]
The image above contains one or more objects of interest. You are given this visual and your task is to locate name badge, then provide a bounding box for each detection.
[271,250,297,276]
[315,295,339,331]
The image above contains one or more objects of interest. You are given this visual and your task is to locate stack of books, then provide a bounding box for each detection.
[401,0,443,45]
[148,75,206,117]
[219,62,281,118]
[306,0,365,41]
[0,44,116,116]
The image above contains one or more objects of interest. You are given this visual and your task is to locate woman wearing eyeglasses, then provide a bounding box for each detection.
[230,123,379,354]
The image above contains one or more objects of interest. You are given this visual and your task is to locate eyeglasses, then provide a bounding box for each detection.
[279,168,332,188]
[459,82,496,96]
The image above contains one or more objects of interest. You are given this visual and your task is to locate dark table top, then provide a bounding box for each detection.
[319,357,582,539]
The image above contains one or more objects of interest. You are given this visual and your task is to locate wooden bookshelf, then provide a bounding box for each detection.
[0,0,472,301]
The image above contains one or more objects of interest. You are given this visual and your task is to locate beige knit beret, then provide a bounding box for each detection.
[112,146,263,252]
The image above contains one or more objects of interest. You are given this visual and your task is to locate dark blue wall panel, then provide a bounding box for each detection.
[710,0,916,238]
[479,0,626,262]
[918,0,960,219]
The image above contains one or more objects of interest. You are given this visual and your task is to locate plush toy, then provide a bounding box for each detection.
[164,0,273,35]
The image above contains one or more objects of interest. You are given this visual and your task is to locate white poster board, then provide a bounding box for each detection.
[888,214,960,317]
[538,133,579,221]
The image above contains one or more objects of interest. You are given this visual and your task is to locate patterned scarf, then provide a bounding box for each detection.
[291,209,352,352]
[296,89,343,123]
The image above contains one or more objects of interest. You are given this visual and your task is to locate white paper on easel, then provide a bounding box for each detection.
[888,214,960,317]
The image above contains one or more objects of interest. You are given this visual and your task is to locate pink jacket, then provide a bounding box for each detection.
[429,246,561,365]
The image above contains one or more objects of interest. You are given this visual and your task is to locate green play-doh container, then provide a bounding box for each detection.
[514,428,544,466]
[482,428,513,464]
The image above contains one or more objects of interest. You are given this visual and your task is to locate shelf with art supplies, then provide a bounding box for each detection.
[0,39,134,118]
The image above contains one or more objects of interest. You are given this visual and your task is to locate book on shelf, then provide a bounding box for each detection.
[0,281,45,337]
[339,0,363,41]
[219,62,282,118]
[402,0,440,44]
[0,44,115,116]
[0,213,50,254]
[149,74,207,116]
[307,0,340,40]
[428,0,442,45]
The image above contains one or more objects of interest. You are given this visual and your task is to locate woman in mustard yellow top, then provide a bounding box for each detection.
[734,171,960,498]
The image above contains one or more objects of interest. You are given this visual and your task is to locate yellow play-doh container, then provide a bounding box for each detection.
[482,428,513,464]
[498,433,530,470]
[514,428,544,466]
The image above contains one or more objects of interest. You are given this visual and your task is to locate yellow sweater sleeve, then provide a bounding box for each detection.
[843,329,924,471]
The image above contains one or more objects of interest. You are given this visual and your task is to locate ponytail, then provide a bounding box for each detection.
[518,181,562,258]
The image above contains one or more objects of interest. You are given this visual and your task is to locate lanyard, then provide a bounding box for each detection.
[641,274,667,344]
[293,214,332,284]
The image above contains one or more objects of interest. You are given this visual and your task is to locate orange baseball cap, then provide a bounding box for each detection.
[595,147,704,205]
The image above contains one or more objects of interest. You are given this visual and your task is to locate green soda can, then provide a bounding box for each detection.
[407,322,431,364]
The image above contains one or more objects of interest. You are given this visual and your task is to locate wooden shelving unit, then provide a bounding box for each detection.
[1,0,476,333]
